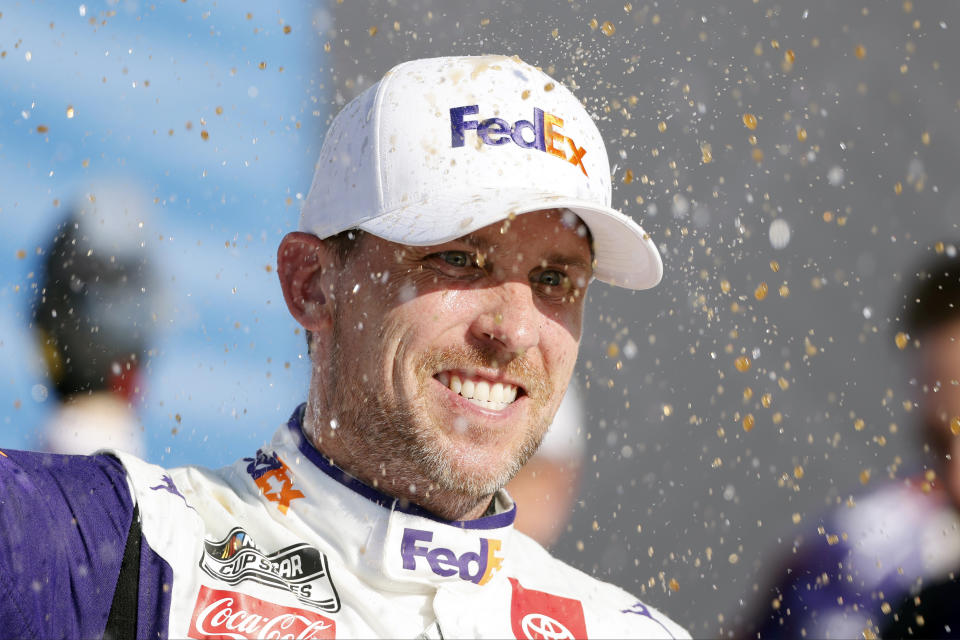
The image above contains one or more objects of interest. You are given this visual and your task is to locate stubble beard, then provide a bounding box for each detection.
[325,317,554,508]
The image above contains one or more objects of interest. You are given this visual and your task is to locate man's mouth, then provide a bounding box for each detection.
[435,371,521,411]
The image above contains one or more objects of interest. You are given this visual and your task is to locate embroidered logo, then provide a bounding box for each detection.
[244,449,304,514]
[188,585,336,639]
[149,473,194,510]
[400,527,504,586]
[449,105,588,177]
[508,577,587,640]
[200,527,340,612]
[621,601,652,617]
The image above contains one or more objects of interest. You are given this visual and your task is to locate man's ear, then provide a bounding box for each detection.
[277,232,335,332]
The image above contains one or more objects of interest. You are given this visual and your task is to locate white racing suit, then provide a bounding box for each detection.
[0,405,689,639]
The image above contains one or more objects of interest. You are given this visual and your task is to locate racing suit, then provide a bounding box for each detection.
[0,405,689,639]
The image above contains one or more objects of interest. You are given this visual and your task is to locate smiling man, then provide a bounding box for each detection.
[0,55,687,639]
[280,211,590,522]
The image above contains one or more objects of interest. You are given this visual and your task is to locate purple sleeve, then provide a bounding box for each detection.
[0,449,134,639]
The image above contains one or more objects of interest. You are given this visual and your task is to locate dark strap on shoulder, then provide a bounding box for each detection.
[104,503,141,640]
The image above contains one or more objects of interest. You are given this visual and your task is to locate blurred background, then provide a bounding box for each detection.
[2,1,959,636]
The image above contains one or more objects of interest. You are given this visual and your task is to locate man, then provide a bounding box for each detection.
[741,248,960,639]
[0,55,687,639]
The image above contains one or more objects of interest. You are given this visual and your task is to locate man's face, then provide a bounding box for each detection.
[319,209,592,498]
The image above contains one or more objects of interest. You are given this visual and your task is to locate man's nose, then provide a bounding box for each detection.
[469,281,541,358]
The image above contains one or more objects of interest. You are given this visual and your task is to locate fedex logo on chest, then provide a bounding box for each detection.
[400,527,504,585]
[450,105,589,177]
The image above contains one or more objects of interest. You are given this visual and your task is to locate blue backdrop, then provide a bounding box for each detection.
[0,0,330,467]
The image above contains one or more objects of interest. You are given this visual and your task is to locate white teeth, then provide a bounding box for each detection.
[467,397,509,410]
[438,372,518,410]
[475,381,490,402]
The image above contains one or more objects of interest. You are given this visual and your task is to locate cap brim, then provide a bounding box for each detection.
[356,190,662,290]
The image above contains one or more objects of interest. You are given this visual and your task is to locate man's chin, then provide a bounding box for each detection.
[415,437,533,499]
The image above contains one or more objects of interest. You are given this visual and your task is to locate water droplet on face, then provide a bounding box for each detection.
[398,284,416,304]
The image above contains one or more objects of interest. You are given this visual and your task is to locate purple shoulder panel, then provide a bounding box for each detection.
[0,449,170,638]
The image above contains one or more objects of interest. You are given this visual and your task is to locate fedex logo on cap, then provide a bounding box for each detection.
[450,105,589,177]
[400,527,504,585]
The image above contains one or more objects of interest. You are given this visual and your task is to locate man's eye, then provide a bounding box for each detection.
[438,251,471,268]
[537,270,564,287]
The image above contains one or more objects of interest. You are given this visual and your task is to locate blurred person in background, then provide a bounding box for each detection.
[31,183,157,458]
[881,250,960,638]
[739,247,960,639]
[507,380,586,547]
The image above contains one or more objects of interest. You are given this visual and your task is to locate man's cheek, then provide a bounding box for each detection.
[553,307,585,343]
[547,335,580,380]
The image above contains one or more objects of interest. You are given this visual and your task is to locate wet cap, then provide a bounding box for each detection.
[300,54,662,290]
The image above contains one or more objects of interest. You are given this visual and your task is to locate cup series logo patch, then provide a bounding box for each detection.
[188,585,335,640]
[200,527,341,612]
[450,105,589,177]
[400,527,504,586]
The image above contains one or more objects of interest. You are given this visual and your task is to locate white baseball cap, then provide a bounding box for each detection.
[300,54,662,290]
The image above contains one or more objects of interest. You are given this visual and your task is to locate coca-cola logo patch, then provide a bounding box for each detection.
[200,528,340,612]
[508,577,588,640]
[188,585,336,639]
